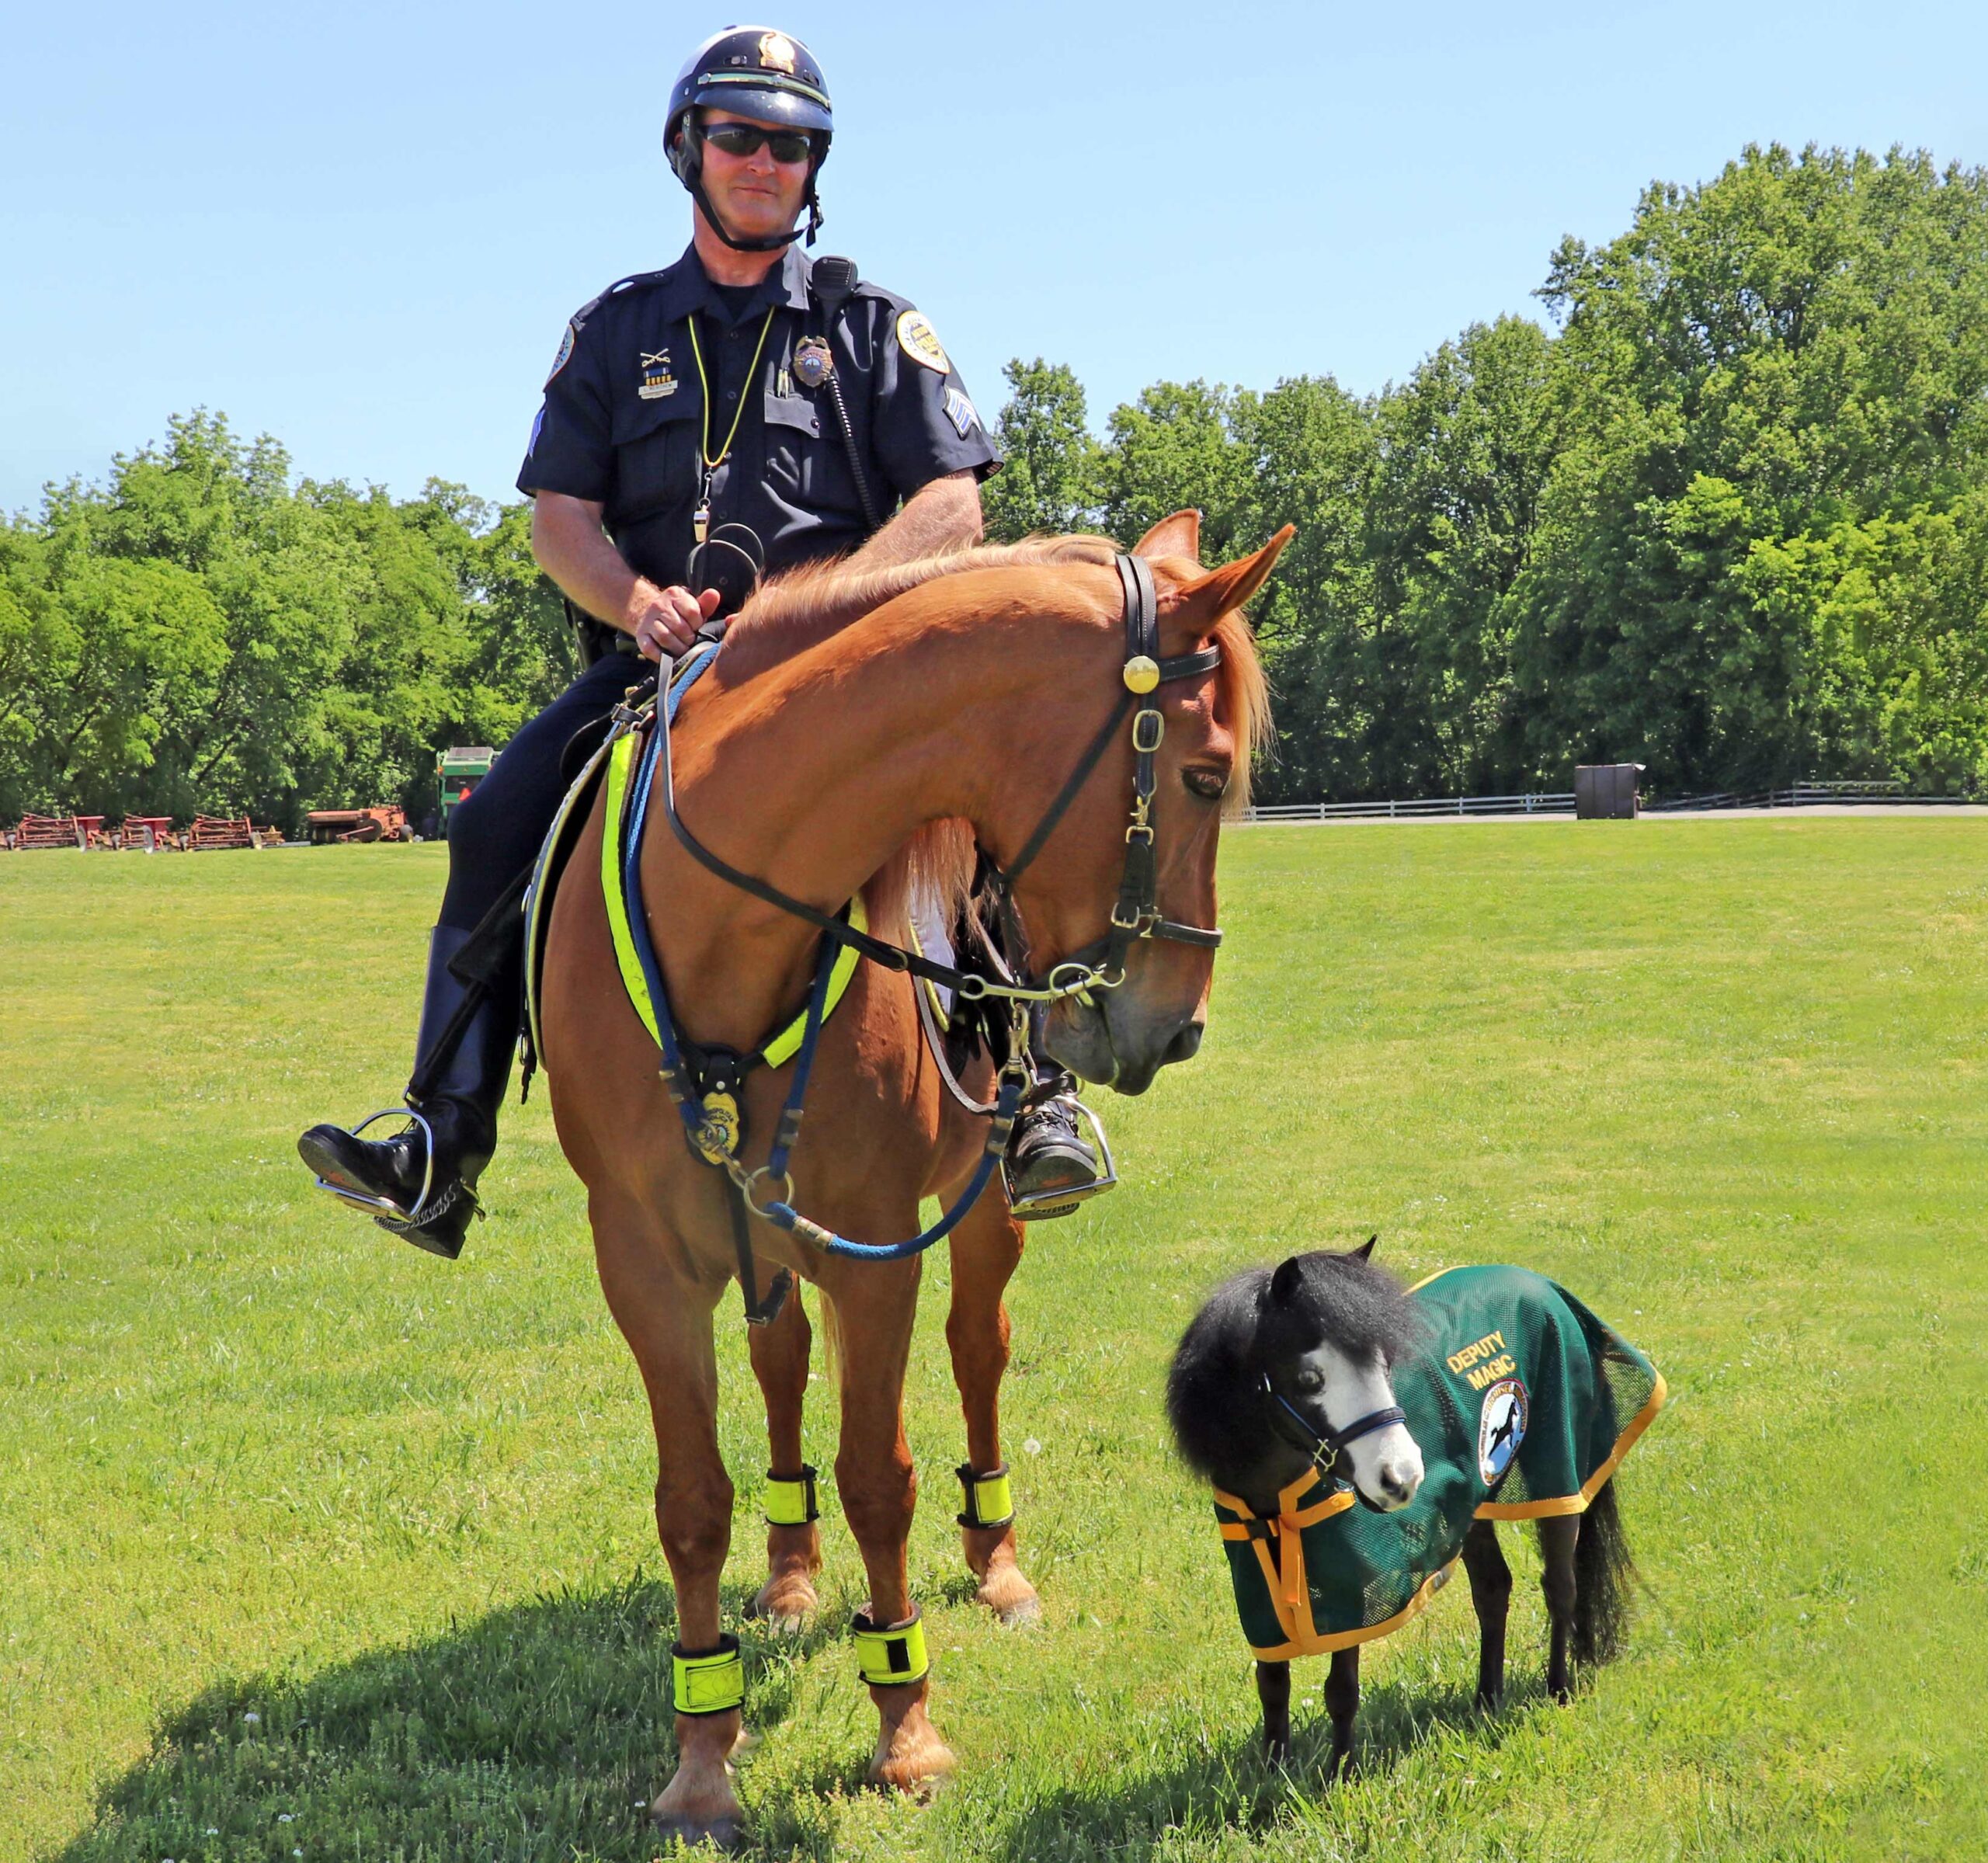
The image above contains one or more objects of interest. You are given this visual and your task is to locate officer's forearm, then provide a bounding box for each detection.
[846,471,982,572]
[530,492,652,632]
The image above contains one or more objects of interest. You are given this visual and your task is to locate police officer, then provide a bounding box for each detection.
[298,25,1107,1257]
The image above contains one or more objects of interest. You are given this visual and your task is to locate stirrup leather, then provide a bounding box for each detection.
[1003,1097,1118,1222]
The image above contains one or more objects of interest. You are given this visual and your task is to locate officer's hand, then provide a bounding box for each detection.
[628,583,721,662]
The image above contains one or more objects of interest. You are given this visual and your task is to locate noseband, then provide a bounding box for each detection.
[1261,1373,1408,1482]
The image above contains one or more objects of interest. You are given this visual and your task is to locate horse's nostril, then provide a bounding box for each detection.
[1163,1023,1203,1065]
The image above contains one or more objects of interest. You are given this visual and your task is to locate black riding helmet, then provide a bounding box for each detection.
[666,26,832,252]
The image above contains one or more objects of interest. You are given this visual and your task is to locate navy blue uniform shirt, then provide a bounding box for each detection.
[518,243,1000,587]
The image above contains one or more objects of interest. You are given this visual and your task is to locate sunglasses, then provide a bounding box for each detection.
[701,120,815,164]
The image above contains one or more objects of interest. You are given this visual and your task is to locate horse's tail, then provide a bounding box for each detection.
[1572,1476,1634,1667]
[815,1286,841,1391]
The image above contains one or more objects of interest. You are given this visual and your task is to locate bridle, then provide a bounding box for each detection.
[655,550,1225,1010]
[1260,1373,1409,1486]
[608,548,1229,1307]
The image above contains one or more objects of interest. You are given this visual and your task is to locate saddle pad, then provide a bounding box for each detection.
[1212,1264,1666,1660]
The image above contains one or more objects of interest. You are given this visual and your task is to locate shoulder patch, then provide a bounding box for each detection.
[895,309,951,374]
[546,321,578,387]
[943,386,979,438]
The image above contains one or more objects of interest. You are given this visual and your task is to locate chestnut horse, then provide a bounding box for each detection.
[540,511,1285,1846]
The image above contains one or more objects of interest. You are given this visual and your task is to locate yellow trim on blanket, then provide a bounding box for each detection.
[1244,1562,1459,1661]
[1473,1366,1669,1520]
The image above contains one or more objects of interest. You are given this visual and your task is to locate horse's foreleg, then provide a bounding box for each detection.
[591,1196,744,1849]
[1256,1658,1291,1759]
[827,1256,956,1793]
[1538,1515,1580,1702]
[1325,1646,1360,1776]
[944,1195,1040,1625]
[746,1285,822,1630]
[1461,1519,1513,1708]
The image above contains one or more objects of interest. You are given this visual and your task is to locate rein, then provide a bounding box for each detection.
[611,551,1225,1312]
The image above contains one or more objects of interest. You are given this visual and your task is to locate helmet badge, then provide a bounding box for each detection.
[757,31,798,72]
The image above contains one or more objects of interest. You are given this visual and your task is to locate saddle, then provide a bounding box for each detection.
[1214,1265,1666,1659]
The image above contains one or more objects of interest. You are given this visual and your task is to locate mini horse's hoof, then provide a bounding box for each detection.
[652,1809,742,1854]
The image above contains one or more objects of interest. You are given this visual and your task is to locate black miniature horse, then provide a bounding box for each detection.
[1166,1242,1636,1771]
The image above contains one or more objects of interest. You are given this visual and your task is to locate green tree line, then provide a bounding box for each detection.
[0,413,574,830]
[7,141,1988,822]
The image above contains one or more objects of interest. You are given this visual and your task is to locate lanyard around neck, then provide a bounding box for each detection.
[686,306,776,471]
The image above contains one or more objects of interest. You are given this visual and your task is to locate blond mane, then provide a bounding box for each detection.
[714,532,1271,937]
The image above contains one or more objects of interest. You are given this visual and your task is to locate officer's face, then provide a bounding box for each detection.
[697,109,810,242]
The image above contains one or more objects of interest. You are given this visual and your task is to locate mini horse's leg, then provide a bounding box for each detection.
[1325,1646,1360,1776]
[1460,1519,1513,1708]
[1538,1515,1580,1702]
[746,1284,822,1630]
[945,1194,1040,1625]
[590,1192,744,1849]
[1256,1658,1292,1759]
[826,1255,956,1792]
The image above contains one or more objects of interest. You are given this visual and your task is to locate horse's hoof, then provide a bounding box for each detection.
[652,1810,742,1854]
[869,1746,956,1797]
[970,1554,1040,1625]
[993,1592,1041,1628]
[746,1572,819,1632]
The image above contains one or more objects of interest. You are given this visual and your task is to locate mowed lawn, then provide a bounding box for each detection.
[3,820,1983,1862]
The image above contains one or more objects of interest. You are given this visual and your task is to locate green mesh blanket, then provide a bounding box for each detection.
[1213,1264,1665,1658]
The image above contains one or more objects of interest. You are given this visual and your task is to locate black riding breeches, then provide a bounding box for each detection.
[438,652,648,933]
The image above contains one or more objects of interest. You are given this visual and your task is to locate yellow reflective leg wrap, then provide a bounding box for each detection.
[765,1464,821,1528]
[852,1606,930,1687]
[671,1633,745,1716]
[955,1462,1015,1531]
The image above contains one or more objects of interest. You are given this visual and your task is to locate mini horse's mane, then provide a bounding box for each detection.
[1166,1251,1425,1492]
[718,532,1273,939]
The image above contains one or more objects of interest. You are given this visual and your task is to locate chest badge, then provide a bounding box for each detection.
[792,335,834,389]
[638,348,677,400]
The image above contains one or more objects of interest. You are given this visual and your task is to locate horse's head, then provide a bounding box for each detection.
[1006,512,1289,1097]
[1253,1241,1427,1512]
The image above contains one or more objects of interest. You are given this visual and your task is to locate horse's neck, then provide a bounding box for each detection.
[652,602,1087,1050]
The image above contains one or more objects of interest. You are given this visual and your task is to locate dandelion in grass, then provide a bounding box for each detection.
[1023,1437,1041,1456]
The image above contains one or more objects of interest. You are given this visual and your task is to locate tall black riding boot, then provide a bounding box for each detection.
[297,924,520,1260]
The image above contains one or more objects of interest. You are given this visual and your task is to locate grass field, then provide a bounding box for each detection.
[4,820,1985,1861]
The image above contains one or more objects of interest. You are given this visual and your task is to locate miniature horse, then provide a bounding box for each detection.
[540,514,1284,1847]
[1167,1242,1660,1772]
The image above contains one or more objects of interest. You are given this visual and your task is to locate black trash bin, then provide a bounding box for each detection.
[1575,763,1643,819]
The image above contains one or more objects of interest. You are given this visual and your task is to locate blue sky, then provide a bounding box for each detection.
[5,1,1984,517]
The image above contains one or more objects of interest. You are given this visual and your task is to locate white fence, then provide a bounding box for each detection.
[1243,793,1575,822]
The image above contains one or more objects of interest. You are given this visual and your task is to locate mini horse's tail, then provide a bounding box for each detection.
[1573,1476,1635,1667]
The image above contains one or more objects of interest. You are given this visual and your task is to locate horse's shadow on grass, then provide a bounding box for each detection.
[56,1577,1564,1863]
[983,1670,1566,1863]
[48,1573,870,1863]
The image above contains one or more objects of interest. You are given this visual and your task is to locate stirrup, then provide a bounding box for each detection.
[1003,1098,1118,1222]
[309,1107,436,1225]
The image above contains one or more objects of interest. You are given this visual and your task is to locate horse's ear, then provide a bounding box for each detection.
[1269,1256,1305,1308]
[1158,524,1294,646]
[1351,1234,1378,1262]
[1133,509,1201,563]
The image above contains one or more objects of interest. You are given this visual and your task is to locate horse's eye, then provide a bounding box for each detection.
[1183,767,1229,801]
[1294,1366,1324,1395]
